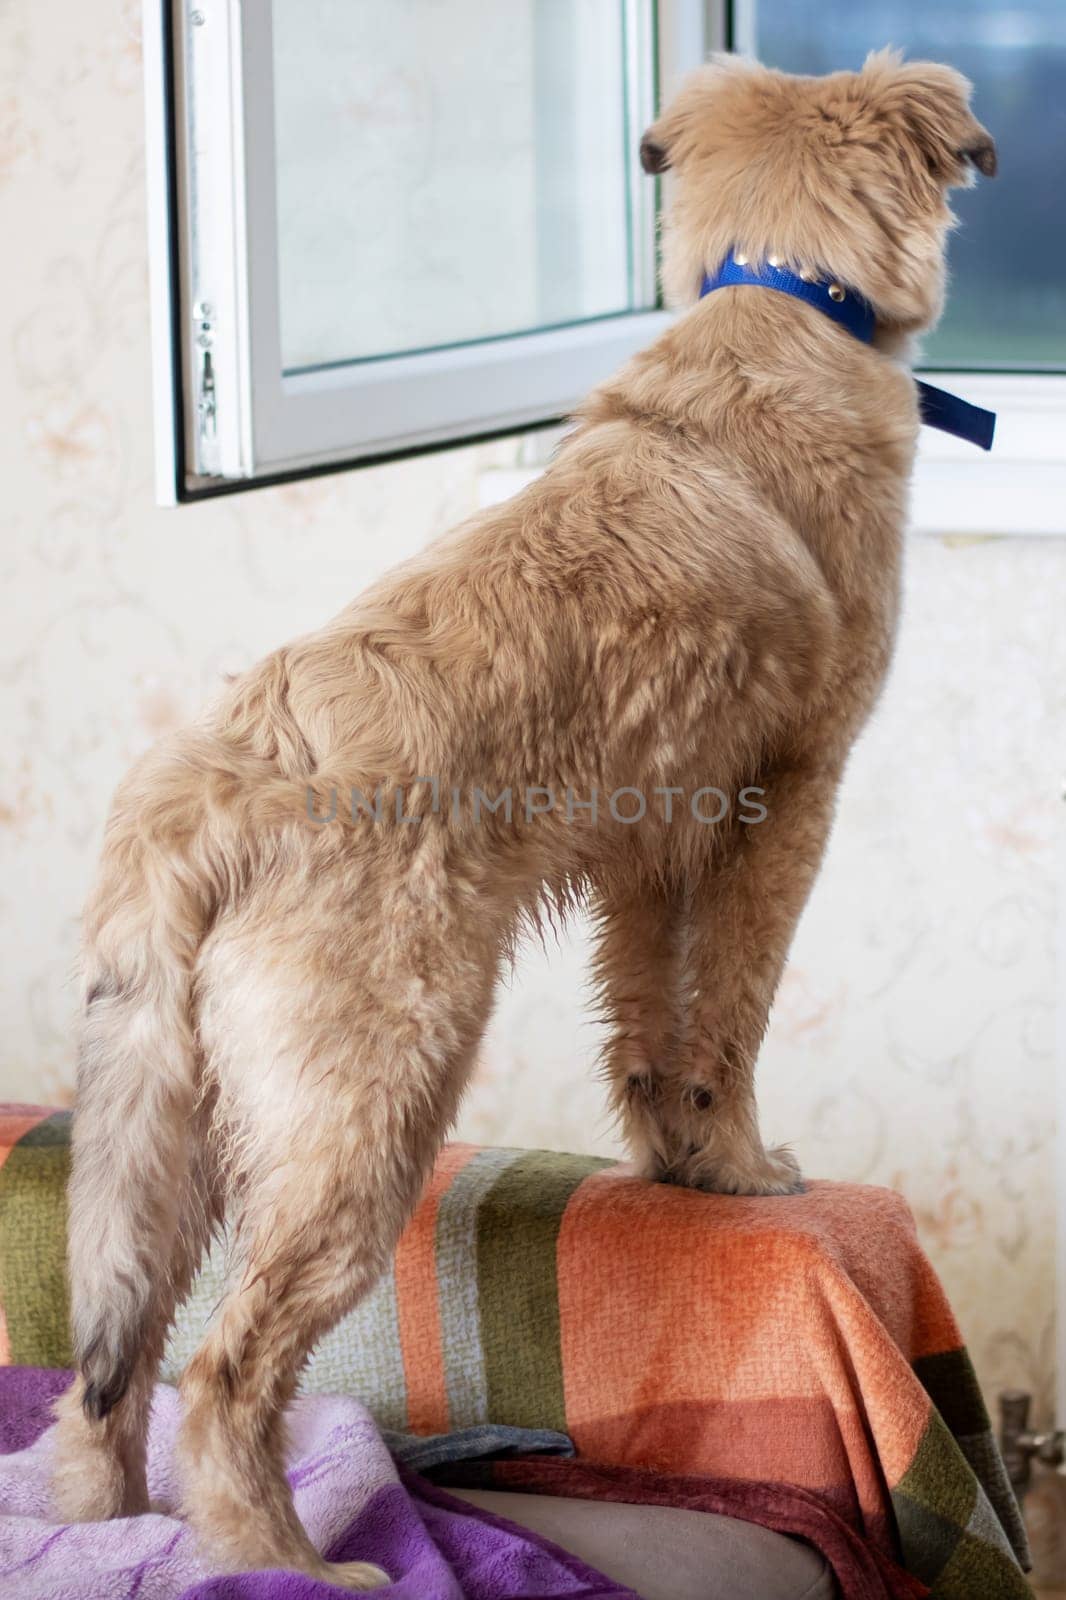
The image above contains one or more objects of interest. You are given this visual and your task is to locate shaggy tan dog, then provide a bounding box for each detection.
[54,51,994,1589]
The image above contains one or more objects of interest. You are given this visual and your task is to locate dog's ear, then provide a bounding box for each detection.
[639,54,759,176]
[640,131,671,175]
[640,93,694,176]
[865,53,997,182]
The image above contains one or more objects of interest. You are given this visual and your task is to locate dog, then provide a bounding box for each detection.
[53,50,994,1588]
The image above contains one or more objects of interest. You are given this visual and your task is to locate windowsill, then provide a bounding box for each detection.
[480,374,1066,537]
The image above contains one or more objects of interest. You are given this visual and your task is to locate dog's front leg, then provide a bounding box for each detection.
[591,878,688,1179]
[670,759,845,1196]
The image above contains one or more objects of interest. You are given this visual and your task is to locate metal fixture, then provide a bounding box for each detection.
[999,1390,1065,1495]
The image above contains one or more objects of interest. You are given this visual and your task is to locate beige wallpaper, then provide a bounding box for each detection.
[1,0,1062,1422]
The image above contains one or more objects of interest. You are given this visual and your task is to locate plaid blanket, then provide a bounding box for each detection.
[0,1108,1031,1598]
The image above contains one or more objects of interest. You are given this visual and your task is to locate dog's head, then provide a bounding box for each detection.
[642,50,995,339]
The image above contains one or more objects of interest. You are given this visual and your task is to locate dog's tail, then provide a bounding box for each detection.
[66,728,302,1419]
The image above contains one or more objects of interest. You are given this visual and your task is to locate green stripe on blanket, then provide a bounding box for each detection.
[0,1113,72,1368]
[476,1150,609,1432]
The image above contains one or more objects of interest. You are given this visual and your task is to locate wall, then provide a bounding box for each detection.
[0,0,1062,1421]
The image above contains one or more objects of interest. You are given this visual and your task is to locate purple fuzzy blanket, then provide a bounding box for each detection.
[0,1369,634,1599]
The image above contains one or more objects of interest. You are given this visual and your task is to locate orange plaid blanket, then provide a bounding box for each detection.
[0,1112,1031,1597]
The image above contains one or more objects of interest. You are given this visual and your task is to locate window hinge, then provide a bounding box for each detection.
[197,348,217,444]
[194,300,217,449]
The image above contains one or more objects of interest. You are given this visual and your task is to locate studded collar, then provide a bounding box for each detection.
[699,251,996,450]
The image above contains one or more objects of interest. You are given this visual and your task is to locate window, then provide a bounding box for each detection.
[146,1,1064,528]
[275,3,641,367]
[147,0,718,501]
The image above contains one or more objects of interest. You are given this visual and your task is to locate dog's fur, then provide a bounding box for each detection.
[53,51,994,1588]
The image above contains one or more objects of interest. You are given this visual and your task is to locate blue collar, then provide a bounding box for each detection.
[699,253,995,451]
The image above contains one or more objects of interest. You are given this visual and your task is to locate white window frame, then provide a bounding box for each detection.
[146,0,721,503]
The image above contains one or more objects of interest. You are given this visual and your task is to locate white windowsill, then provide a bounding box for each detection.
[908,373,1066,536]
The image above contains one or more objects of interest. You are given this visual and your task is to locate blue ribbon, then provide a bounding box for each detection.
[699,254,995,451]
[914,380,996,451]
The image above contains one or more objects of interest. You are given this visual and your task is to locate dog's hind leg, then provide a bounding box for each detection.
[177,883,491,1588]
[177,1056,476,1588]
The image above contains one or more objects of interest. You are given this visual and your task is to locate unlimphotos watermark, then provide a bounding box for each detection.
[306,780,768,828]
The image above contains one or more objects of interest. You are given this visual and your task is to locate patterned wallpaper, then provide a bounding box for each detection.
[1,0,1062,1422]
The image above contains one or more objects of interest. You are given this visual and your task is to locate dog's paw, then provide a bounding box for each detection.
[671,1144,805,1197]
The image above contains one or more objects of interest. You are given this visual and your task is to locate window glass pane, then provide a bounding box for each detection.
[735,1,1066,370]
[273,0,648,374]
